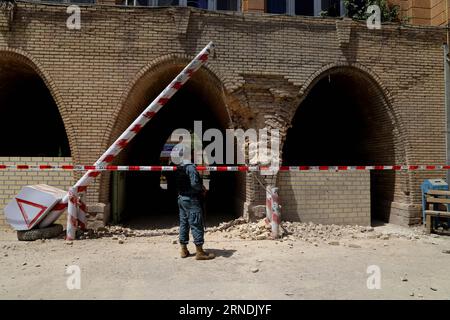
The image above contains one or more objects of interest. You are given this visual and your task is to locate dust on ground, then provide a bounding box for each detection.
[1,219,450,299]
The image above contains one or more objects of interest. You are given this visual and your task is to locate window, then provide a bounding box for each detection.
[124,0,240,11]
[187,0,208,8]
[266,0,344,16]
[124,0,182,6]
[266,0,286,14]
[44,0,95,3]
[295,0,314,15]
[321,0,341,16]
[157,0,180,5]
[136,0,150,6]
[216,0,239,11]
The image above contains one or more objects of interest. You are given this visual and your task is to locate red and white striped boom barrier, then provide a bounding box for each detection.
[36,42,216,238]
[265,186,281,239]
[1,165,450,172]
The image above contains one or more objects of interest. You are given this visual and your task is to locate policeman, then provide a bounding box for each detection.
[176,145,215,260]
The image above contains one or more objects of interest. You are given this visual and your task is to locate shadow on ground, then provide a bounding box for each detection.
[122,212,236,230]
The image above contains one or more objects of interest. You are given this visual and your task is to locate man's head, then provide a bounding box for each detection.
[173,144,193,164]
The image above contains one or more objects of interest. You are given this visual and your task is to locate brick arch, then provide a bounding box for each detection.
[280,62,412,223]
[100,54,233,152]
[97,54,235,203]
[285,62,409,165]
[0,48,77,159]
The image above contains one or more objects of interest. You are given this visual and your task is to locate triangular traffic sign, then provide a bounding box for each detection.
[16,198,47,229]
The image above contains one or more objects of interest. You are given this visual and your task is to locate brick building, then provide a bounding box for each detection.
[97,0,450,26]
[391,0,449,26]
[0,0,447,230]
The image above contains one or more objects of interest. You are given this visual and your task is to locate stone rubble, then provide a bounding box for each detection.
[78,217,436,244]
[204,218,433,244]
[79,225,181,239]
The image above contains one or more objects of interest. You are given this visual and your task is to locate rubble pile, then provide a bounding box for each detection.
[204,218,430,243]
[77,217,433,244]
[78,225,180,239]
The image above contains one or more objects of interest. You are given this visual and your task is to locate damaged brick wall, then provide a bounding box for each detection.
[0,2,447,228]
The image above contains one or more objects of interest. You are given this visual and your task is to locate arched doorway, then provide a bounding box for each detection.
[0,54,70,156]
[107,60,241,228]
[282,67,405,223]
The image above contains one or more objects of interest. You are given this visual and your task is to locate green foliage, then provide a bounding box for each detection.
[343,0,400,22]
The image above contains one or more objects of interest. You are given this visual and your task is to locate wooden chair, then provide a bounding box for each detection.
[424,190,450,234]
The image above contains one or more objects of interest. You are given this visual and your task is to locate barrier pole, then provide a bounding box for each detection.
[270,187,281,238]
[265,185,281,239]
[66,187,78,240]
[39,41,215,229]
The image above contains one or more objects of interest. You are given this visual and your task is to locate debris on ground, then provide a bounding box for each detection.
[77,217,434,245]
[204,218,432,244]
[79,225,181,239]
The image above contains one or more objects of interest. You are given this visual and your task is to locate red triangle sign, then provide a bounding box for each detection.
[16,198,48,229]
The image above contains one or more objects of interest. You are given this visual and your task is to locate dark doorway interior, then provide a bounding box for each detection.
[282,71,396,223]
[110,72,240,229]
[0,60,70,156]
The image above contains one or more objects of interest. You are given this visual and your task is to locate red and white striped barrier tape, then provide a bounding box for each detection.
[2,165,450,171]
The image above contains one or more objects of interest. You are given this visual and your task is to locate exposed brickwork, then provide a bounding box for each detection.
[277,171,371,226]
[390,0,448,26]
[0,2,447,229]
[0,157,74,229]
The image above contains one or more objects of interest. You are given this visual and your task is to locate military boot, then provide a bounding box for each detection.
[195,245,215,260]
[180,244,190,258]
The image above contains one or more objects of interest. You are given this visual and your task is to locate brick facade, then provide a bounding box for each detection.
[391,0,450,26]
[0,157,73,229]
[278,171,371,226]
[0,1,447,229]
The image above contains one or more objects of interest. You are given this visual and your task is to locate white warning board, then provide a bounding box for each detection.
[4,185,67,231]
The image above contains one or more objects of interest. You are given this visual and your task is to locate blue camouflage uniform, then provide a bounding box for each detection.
[177,160,205,246]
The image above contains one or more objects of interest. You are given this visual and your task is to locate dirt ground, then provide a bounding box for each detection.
[1,222,450,300]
